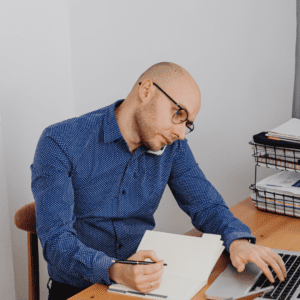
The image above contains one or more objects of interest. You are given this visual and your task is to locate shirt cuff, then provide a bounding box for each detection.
[92,254,118,286]
[225,232,256,252]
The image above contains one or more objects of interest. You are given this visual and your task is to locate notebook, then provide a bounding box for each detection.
[108,230,224,300]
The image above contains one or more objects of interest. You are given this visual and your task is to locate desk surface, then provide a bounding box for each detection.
[69,197,300,300]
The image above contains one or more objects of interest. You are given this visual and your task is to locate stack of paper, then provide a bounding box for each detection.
[251,171,300,217]
[251,193,300,217]
[254,171,300,196]
[108,230,224,300]
[250,143,300,172]
[266,118,300,144]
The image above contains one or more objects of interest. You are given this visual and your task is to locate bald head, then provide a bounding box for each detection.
[134,62,200,98]
[116,62,201,153]
[137,62,185,86]
[127,62,201,116]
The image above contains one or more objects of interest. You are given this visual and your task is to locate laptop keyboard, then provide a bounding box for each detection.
[249,253,300,300]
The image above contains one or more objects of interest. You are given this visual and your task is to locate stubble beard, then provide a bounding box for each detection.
[135,113,158,151]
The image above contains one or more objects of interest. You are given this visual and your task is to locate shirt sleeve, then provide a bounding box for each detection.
[168,139,256,252]
[30,128,117,285]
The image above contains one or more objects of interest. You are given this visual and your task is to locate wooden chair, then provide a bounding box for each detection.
[14,202,39,300]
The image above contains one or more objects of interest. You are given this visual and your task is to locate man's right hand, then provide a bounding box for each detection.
[108,250,165,294]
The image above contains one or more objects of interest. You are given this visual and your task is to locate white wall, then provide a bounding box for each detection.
[0,1,74,299]
[69,0,296,234]
[0,112,15,299]
[0,1,296,299]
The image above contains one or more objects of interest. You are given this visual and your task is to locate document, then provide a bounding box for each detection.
[254,171,300,197]
[251,143,300,159]
[266,118,300,142]
[250,143,300,171]
[108,230,224,300]
[251,193,300,216]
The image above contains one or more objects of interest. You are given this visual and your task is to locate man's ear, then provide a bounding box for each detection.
[138,79,154,102]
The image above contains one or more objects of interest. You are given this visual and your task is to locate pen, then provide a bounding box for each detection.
[112,260,167,266]
[224,285,274,300]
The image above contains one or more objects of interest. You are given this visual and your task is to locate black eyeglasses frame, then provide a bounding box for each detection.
[138,82,194,134]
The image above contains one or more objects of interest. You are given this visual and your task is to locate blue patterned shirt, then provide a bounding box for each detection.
[30,99,256,289]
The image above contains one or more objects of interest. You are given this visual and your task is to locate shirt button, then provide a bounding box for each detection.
[122,190,126,195]
[118,244,123,249]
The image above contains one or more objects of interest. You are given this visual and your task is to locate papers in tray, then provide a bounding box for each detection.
[250,142,300,172]
[254,171,300,197]
[266,118,300,144]
[251,143,300,159]
[250,119,300,218]
[251,193,300,217]
[108,230,224,300]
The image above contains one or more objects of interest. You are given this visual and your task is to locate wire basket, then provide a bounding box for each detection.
[249,140,300,172]
[249,140,300,218]
[249,184,300,218]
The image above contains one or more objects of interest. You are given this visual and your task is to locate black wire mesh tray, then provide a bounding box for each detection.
[249,140,300,172]
[249,183,300,218]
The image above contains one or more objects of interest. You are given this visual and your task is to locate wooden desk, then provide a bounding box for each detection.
[69,197,300,300]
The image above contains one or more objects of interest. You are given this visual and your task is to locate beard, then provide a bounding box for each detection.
[134,106,160,151]
[136,119,154,150]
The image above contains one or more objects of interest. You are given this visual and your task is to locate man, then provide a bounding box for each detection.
[31,62,286,300]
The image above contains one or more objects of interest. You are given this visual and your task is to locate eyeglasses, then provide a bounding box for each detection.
[138,82,194,134]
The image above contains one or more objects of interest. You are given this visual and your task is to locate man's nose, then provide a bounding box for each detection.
[174,123,185,141]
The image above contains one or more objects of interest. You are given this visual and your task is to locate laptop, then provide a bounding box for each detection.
[205,248,300,300]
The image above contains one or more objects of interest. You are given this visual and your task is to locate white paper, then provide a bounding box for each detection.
[255,171,300,196]
[108,230,224,299]
[252,195,300,218]
[266,118,300,139]
[251,143,300,159]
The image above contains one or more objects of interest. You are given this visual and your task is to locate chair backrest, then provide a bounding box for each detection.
[14,202,39,300]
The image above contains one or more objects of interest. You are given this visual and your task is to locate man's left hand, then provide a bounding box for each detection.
[229,239,287,283]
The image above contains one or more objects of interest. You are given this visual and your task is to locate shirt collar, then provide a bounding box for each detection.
[103,99,124,144]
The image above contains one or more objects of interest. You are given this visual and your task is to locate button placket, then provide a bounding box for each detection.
[119,157,135,198]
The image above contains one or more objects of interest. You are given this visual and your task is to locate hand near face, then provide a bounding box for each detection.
[229,239,287,283]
